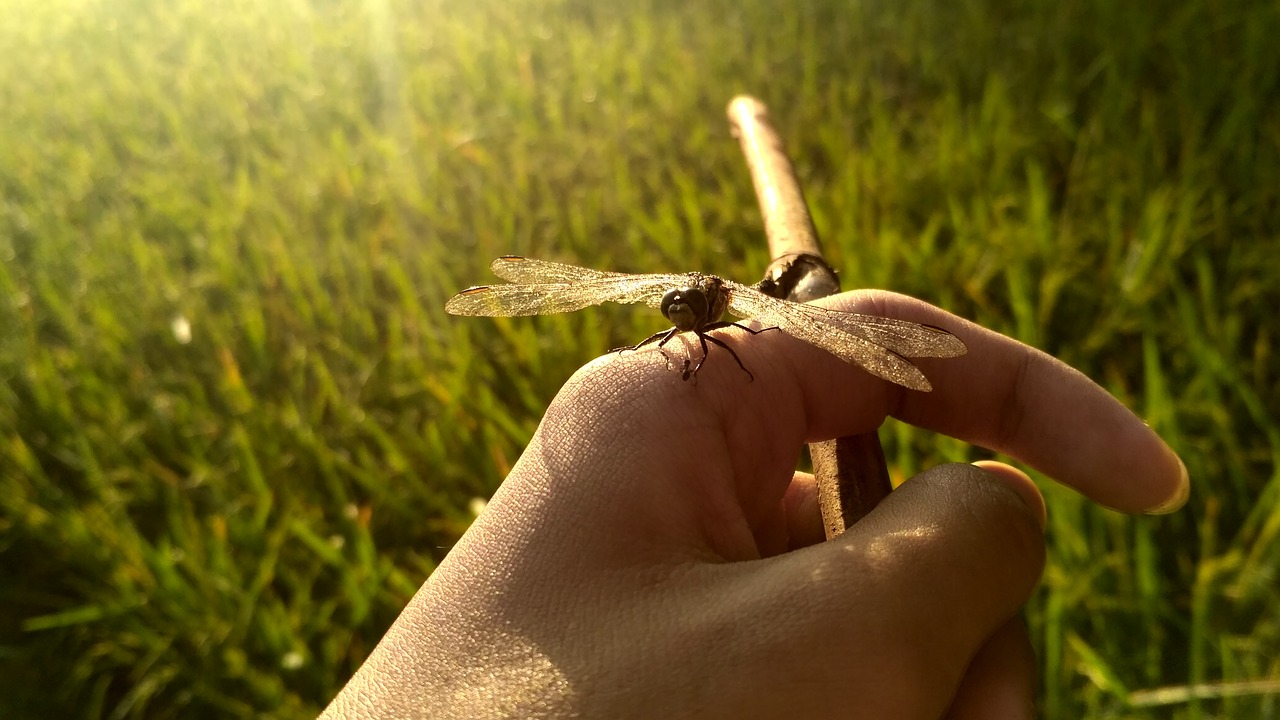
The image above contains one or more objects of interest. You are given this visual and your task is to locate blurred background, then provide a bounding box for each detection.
[2,0,1278,717]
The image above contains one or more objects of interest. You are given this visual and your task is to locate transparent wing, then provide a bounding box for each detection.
[487,256,629,284]
[446,265,690,317]
[723,281,966,357]
[722,280,967,391]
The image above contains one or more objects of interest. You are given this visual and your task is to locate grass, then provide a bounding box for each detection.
[1,0,1278,716]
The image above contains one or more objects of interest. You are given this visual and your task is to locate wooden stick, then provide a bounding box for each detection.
[726,96,891,538]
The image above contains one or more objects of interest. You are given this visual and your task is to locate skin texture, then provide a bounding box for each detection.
[322,290,1188,719]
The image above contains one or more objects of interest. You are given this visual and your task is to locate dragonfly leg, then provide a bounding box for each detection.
[658,348,692,376]
[645,328,696,379]
[613,327,678,354]
[683,333,711,381]
[693,331,756,382]
[681,321,772,382]
[613,327,694,380]
[703,320,782,337]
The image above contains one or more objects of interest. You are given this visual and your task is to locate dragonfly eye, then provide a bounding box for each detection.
[660,287,709,331]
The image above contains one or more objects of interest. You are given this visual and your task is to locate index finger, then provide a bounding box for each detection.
[790,291,1189,514]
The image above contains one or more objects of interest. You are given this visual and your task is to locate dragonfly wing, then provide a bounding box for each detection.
[763,314,936,390]
[446,272,688,317]
[792,309,967,358]
[723,281,955,390]
[599,273,692,308]
[446,283,601,316]
[488,256,627,284]
[726,283,966,358]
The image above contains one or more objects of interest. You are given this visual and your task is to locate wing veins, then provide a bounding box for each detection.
[724,282,965,358]
[446,272,688,316]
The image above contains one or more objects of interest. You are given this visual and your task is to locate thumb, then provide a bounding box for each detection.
[705,462,1045,719]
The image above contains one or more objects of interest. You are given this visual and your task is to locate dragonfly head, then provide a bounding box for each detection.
[660,286,710,332]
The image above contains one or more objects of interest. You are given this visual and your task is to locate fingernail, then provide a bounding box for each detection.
[972,460,1047,530]
[1145,451,1190,515]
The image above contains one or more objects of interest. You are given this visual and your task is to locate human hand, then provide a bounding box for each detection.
[323,290,1188,719]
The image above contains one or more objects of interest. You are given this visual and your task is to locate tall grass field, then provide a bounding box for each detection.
[2,0,1278,716]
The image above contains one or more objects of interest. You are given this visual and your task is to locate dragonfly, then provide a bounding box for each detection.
[445,256,967,391]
